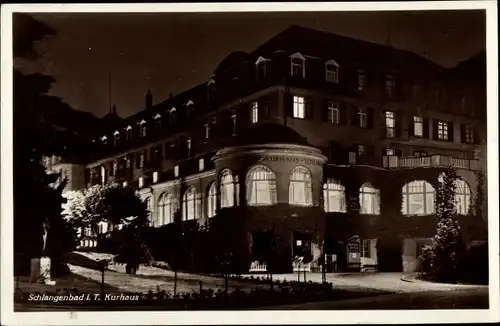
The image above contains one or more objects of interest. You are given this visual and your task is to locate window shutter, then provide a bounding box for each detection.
[409,116,415,136]
[351,105,359,126]
[448,122,454,142]
[367,107,374,129]
[321,100,328,122]
[460,124,466,144]
[305,97,313,119]
[395,113,402,138]
[285,94,293,117]
[474,128,480,145]
[339,103,347,125]
[423,118,430,138]
[260,101,269,120]
[432,120,439,140]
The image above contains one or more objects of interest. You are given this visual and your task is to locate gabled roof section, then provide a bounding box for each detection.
[325,59,339,66]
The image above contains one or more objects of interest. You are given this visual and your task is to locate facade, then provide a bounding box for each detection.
[46,25,487,273]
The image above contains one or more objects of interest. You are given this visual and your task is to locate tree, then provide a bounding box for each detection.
[421,167,466,283]
[64,183,151,274]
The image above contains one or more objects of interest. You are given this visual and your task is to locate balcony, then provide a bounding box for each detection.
[383,155,479,170]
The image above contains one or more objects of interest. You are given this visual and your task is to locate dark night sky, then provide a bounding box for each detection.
[17,10,485,118]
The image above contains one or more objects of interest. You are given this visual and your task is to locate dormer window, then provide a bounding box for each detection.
[154,113,162,131]
[325,60,339,83]
[113,131,120,146]
[125,125,133,141]
[139,119,147,137]
[101,135,108,145]
[290,53,305,78]
[207,79,216,101]
[186,100,194,117]
[255,56,269,81]
[169,108,177,126]
[357,70,366,90]
[204,123,210,140]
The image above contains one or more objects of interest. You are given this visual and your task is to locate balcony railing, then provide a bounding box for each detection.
[383,155,479,170]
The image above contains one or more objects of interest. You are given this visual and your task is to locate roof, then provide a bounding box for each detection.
[226,123,311,147]
[445,51,486,81]
[250,25,444,76]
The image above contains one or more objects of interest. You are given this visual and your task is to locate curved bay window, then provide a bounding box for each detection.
[246,165,277,206]
[220,169,238,208]
[401,180,435,216]
[207,182,217,218]
[289,166,313,206]
[323,179,347,213]
[454,179,472,215]
[183,187,201,220]
[359,183,380,215]
[158,193,175,225]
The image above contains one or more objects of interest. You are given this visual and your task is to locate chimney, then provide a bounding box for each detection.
[145,90,153,109]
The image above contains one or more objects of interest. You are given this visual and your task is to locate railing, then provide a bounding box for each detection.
[383,155,479,170]
[292,262,311,272]
[249,261,267,273]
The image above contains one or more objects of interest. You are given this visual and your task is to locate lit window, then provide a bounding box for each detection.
[454,179,472,215]
[158,193,175,225]
[293,96,305,119]
[401,181,435,215]
[291,57,305,78]
[174,165,179,177]
[183,187,201,220]
[113,131,120,146]
[323,179,346,213]
[231,110,237,135]
[199,158,205,172]
[204,123,210,140]
[357,71,366,90]
[123,181,128,187]
[437,121,449,140]
[325,62,339,83]
[385,78,394,98]
[385,148,395,156]
[349,152,357,165]
[358,108,367,128]
[101,136,108,145]
[251,102,259,124]
[385,111,396,137]
[207,182,217,218]
[153,171,158,183]
[112,161,118,176]
[358,145,365,155]
[361,240,371,258]
[139,176,144,188]
[413,116,423,137]
[289,166,312,206]
[139,120,147,137]
[101,166,106,184]
[327,102,339,124]
[359,184,380,215]
[246,165,277,206]
[464,125,474,144]
[139,152,145,169]
[220,169,236,208]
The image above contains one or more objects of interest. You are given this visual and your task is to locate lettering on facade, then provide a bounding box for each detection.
[261,155,322,166]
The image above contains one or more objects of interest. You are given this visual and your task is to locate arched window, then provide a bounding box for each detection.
[359,183,380,215]
[220,169,236,208]
[158,193,175,225]
[183,187,200,220]
[125,125,133,141]
[289,166,313,206]
[207,182,217,218]
[323,179,347,212]
[154,113,162,131]
[246,165,277,206]
[402,180,435,216]
[113,131,120,146]
[455,179,472,215]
